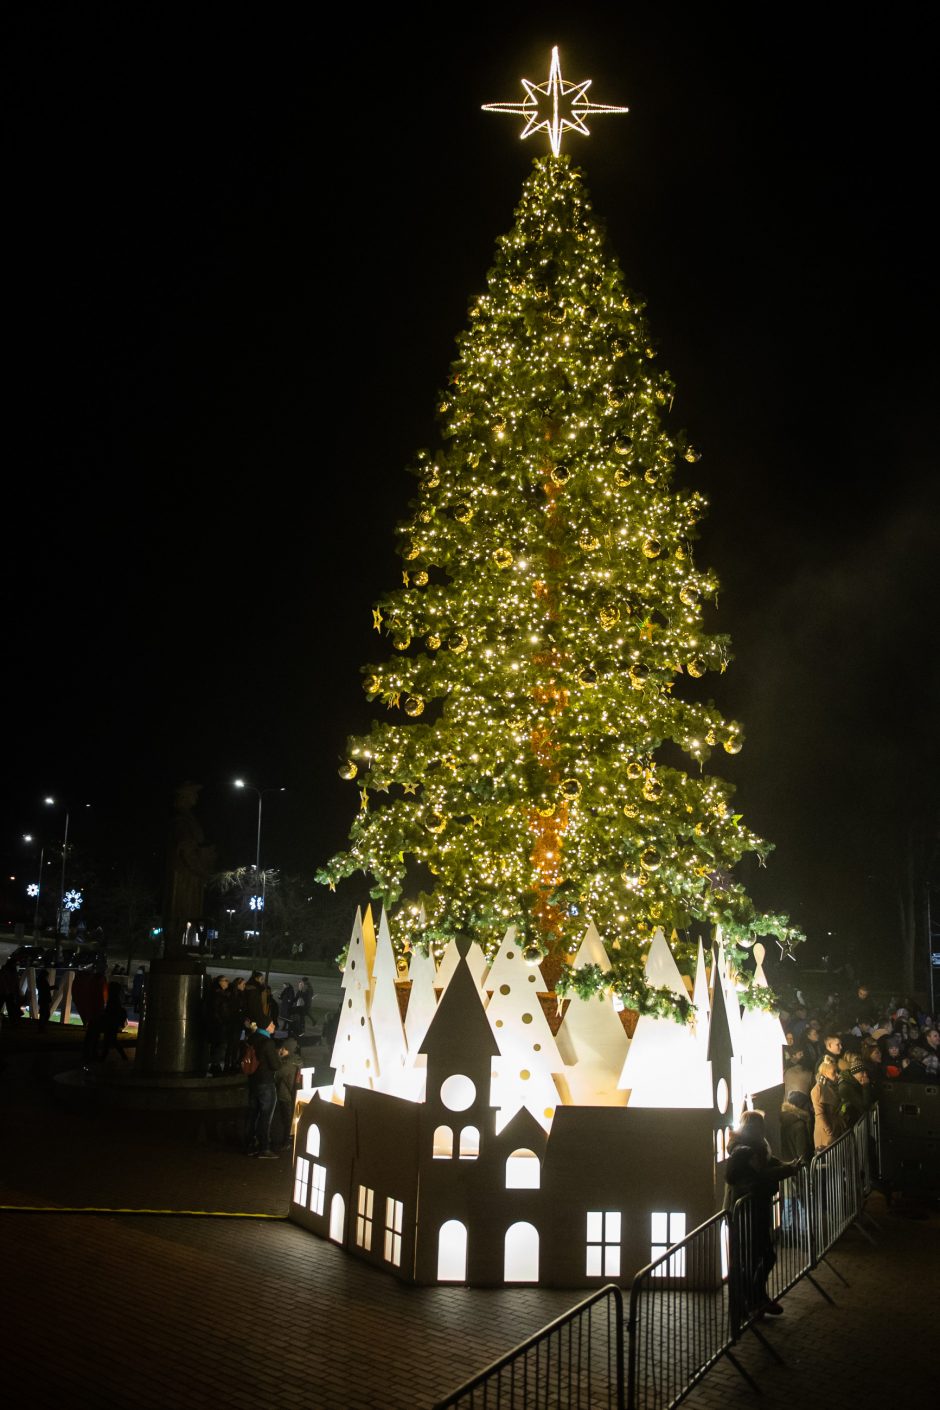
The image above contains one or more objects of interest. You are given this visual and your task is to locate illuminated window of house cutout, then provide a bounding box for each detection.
[433,1124,454,1158]
[651,1211,687,1276]
[504,1221,539,1282]
[586,1211,621,1277]
[293,1157,310,1207]
[715,1079,729,1115]
[355,1185,374,1250]
[311,1163,327,1216]
[440,1074,476,1111]
[329,1193,345,1243]
[306,1123,321,1157]
[459,1126,480,1159]
[384,1197,403,1267]
[437,1220,468,1281]
[715,1128,731,1161]
[506,1149,541,1189]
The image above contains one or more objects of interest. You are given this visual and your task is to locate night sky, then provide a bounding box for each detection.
[5,8,937,980]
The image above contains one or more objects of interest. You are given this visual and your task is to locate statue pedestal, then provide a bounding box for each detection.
[135,956,207,1076]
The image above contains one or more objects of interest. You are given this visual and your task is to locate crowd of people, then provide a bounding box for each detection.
[777,981,939,1161]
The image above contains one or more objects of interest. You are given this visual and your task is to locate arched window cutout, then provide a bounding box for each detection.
[504,1221,539,1282]
[505,1148,540,1189]
[329,1192,345,1244]
[433,1124,454,1158]
[459,1126,480,1159]
[438,1220,468,1281]
[306,1123,321,1157]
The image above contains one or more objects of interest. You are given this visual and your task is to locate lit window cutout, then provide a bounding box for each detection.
[505,1149,541,1189]
[306,1124,321,1158]
[433,1124,454,1159]
[482,46,629,157]
[384,1197,404,1267]
[356,1185,374,1250]
[293,1157,310,1207]
[459,1125,480,1159]
[586,1210,621,1277]
[651,1211,687,1276]
[311,1163,327,1217]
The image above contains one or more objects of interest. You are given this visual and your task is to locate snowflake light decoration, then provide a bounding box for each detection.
[26,883,40,897]
[63,889,83,912]
[249,895,265,912]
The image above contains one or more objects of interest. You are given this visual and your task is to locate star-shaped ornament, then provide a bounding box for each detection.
[483,46,628,157]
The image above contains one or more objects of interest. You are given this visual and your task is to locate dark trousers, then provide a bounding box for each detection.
[248,1082,277,1152]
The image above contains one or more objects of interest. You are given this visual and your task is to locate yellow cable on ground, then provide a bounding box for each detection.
[0,1205,287,1218]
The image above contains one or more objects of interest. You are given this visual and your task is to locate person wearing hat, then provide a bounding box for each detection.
[880,1032,905,1081]
[780,1089,814,1163]
[837,1059,871,1125]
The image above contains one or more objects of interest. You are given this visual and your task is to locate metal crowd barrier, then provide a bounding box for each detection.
[433,1283,624,1409]
[437,1106,881,1410]
[626,1212,731,1410]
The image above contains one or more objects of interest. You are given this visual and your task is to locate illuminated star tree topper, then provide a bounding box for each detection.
[483,45,628,156]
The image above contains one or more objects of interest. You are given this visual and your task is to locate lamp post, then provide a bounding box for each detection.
[23,834,45,934]
[233,781,285,983]
[43,797,90,937]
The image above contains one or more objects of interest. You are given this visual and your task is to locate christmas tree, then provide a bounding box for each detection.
[319,74,797,1015]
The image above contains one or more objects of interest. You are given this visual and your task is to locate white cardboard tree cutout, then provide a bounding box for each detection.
[738,942,785,1098]
[330,905,378,1095]
[484,926,563,1133]
[370,907,410,1096]
[618,928,710,1107]
[555,922,629,1105]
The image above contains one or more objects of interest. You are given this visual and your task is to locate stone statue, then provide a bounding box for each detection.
[163,782,217,955]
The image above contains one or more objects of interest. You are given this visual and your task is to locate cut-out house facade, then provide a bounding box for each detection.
[290,914,785,1287]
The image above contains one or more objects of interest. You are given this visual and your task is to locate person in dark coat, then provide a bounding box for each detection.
[838,1060,871,1124]
[131,965,147,1016]
[289,977,313,1037]
[205,975,230,1076]
[36,966,53,1029]
[780,1091,814,1164]
[273,1035,302,1150]
[724,1110,798,1319]
[244,971,278,1029]
[246,1019,280,1157]
[0,957,22,1025]
[98,988,129,1062]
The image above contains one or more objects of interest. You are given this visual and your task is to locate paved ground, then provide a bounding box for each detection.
[1,1020,937,1409]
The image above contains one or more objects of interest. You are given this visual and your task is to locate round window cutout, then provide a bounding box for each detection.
[715,1077,730,1115]
[440,1074,477,1111]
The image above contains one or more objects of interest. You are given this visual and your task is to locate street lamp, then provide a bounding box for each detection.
[43,797,90,936]
[232,781,285,981]
[23,834,45,933]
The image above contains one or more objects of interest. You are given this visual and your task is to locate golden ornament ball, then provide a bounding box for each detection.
[579,530,600,551]
[705,728,717,746]
[599,604,620,628]
[421,466,441,489]
[684,447,701,463]
[680,583,700,607]
[611,335,627,358]
[392,634,412,651]
[623,801,639,818]
[644,345,656,359]
[404,695,425,717]
[363,674,380,695]
[522,944,544,965]
[561,777,582,799]
[536,802,556,818]
[629,662,649,687]
[493,547,514,569]
[649,903,663,920]
[417,508,433,524]
[615,435,633,456]
[626,760,645,780]
[404,544,420,560]
[614,467,634,488]
[411,569,429,587]
[640,847,661,871]
[687,658,706,678]
[453,503,473,523]
[448,632,469,653]
[607,386,625,408]
[551,463,571,486]
[723,736,743,755]
[642,776,664,802]
[579,667,598,687]
[338,761,358,781]
[644,467,660,486]
[424,811,447,834]
[642,537,662,559]
[396,957,410,977]
[425,633,441,650]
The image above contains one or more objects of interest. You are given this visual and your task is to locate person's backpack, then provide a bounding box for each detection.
[239,1040,259,1076]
